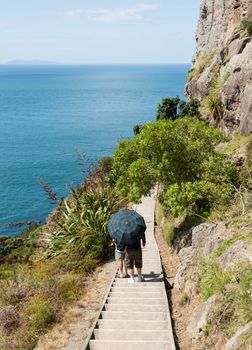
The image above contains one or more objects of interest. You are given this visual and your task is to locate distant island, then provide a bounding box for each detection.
[5,59,60,65]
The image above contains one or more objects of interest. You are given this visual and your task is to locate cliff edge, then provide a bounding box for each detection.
[186,0,252,134]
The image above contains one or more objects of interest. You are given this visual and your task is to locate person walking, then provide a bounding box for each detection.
[108,209,147,282]
[125,233,146,283]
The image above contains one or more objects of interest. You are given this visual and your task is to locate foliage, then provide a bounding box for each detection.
[200,71,229,122]
[178,293,190,306]
[0,225,40,264]
[187,51,215,81]
[24,294,57,333]
[211,71,230,95]
[221,132,250,154]
[201,93,222,121]
[156,96,180,120]
[211,264,252,337]
[242,19,252,36]
[197,260,230,301]
[133,124,144,135]
[156,96,200,121]
[47,186,125,261]
[178,99,201,118]
[112,117,235,216]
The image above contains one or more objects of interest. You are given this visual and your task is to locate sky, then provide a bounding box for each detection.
[0,1,201,64]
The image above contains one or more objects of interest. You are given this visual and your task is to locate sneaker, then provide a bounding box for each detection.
[128,277,135,283]
[136,275,145,282]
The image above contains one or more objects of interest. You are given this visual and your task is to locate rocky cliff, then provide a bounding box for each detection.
[186,0,252,134]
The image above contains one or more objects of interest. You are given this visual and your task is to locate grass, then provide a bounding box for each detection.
[200,70,230,122]
[197,260,230,301]
[241,328,252,349]
[211,264,252,337]
[0,259,86,349]
[0,164,124,349]
[242,19,252,36]
[24,294,57,333]
[178,293,190,306]
[187,51,215,81]
[201,93,222,121]
[56,273,83,302]
[156,201,176,246]
[211,71,230,95]
[221,132,251,154]
[212,234,249,258]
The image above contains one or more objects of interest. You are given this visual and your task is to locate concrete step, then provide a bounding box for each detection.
[107,298,165,305]
[101,311,167,320]
[97,319,169,330]
[111,287,163,293]
[111,286,163,292]
[89,340,170,350]
[113,281,164,286]
[104,304,165,312]
[94,329,170,341]
[109,291,163,298]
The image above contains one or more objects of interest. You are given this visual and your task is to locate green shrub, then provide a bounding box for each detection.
[163,221,176,246]
[56,273,83,302]
[211,71,230,96]
[187,52,215,81]
[242,19,252,36]
[212,264,252,336]
[113,117,235,217]
[198,261,230,300]
[156,96,180,121]
[156,96,201,121]
[48,186,125,263]
[201,93,222,121]
[179,293,190,306]
[24,294,57,333]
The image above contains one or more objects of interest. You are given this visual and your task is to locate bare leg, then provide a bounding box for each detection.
[123,259,128,276]
[127,267,134,278]
[117,260,124,277]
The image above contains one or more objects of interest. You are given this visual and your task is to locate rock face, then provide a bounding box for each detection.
[186,0,252,134]
[174,222,232,290]
[187,294,220,340]
[224,321,252,349]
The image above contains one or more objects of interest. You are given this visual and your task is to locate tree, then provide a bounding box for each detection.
[112,117,235,216]
[156,96,201,121]
[178,99,201,118]
[156,96,180,121]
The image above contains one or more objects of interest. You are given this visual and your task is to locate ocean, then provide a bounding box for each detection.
[0,64,189,236]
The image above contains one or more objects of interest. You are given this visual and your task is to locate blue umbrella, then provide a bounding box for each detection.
[108,209,146,245]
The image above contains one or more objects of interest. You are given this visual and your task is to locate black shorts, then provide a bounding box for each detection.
[125,249,142,269]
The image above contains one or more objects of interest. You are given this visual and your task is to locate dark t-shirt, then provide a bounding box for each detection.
[126,233,146,250]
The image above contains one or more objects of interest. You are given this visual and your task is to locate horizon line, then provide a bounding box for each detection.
[1,62,191,66]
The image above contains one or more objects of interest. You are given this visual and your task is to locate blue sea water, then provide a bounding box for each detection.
[0,64,189,236]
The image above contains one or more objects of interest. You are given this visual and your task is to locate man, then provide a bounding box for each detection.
[125,233,146,283]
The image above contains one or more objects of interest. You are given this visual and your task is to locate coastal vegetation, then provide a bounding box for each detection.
[200,71,230,123]
[1,95,252,349]
[112,116,237,217]
[156,96,200,120]
[242,19,252,36]
[0,158,126,349]
[187,51,215,81]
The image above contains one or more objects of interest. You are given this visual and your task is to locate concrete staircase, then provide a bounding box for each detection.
[83,192,176,350]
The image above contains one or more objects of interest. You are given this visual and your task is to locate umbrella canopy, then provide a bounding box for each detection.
[108,209,146,245]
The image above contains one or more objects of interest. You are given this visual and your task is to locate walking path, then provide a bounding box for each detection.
[83,191,176,350]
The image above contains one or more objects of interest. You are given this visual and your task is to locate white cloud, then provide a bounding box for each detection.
[57,3,160,22]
